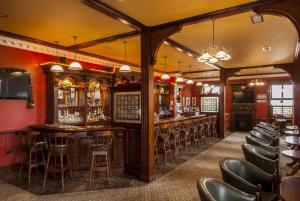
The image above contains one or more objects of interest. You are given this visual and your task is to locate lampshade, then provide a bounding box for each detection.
[203,83,210,87]
[161,73,170,80]
[50,64,64,73]
[176,77,184,83]
[119,64,132,73]
[69,61,82,70]
[186,79,194,84]
[208,57,218,64]
[196,81,203,86]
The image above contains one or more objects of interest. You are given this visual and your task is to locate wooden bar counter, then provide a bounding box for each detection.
[154,114,208,127]
[29,124,126,172]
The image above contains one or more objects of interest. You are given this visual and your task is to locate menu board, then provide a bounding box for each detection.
[113,91,141,123]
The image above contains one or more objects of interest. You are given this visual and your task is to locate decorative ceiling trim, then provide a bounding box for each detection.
[0,34,142,71]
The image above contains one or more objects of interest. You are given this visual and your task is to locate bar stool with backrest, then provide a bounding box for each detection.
[154,127,160,169]
[170,127,182,159]
[204,117,212,143]
[212,115,218,139]
[157,128,172,166]
[43,132,73,189]
[17,130,46,184]
[87,131,113,187]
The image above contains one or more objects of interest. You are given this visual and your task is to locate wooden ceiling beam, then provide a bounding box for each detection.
[83,0,146,31]
[67,31,140,50]
[168,69,218,74]
[152,0,277,30]
[0,29,140,67]
[224,63,292,71]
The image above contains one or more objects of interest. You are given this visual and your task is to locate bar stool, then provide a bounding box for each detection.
[154,127,160,169]
[205,117,212,142]
[43,132,73,189]
[190,125,199,150]
[170,128,182,159]
[87,131,113,187]
[17,130,46,184]
[212,116,218,139]
[157,128,172,166]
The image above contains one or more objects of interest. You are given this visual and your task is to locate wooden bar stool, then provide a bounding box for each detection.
[43,132,73,189]
[212,116,218,139]
[87,131,113,187]
[154,127,160,169]
[17,130,46,184]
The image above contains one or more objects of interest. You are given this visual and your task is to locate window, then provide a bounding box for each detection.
[270,83,293,116]
[201,97,219,112]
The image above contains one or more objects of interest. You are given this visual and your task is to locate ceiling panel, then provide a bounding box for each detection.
[83,36,140,65]
[0,0,134,46]
[101,0,255,26]
[171,12,298,68]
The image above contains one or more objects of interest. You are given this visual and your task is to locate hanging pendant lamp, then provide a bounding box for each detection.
[176,61,184,83]
[69,36,82,70]
[161,56,170,80]
[119,41,132,73]
[196,81,203,86]
[50,41,64,73]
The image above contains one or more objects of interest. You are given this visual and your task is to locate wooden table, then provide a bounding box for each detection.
[280,176,300,201]
[285,136,300,149]
[286,125,298,130]
[284,130,300,136]
[282,150,300,176]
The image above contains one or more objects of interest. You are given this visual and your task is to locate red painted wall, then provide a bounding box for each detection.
[0,45,106,167]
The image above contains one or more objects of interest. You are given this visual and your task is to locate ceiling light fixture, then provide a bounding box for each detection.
[197,18,231,64]
[196,81,203,86]
[161,56,170,80]
[186,79,194,85]
[251,13,264,24]
[176,61,184,83]
[249,69,264,87]
[119,41,132,73]
[50,41,64,73]
[69,36,83,71]
[262,46,272,52]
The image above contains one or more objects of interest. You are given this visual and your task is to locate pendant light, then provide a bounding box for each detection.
[69,36,82,71]
[196,81,203,86]
[119,41,132,73]
[186,65,194,84]
[50,41,64,73]
[161,56,170,80]
[186,79,194,84]
[249,69,265,87]
[176,61,184,83]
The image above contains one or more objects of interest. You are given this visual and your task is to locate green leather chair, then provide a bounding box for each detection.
[242,144,279,175]
[250,131,279,146]
[257,122,278,133]
[220,158,279,200]
[253,127,278,138]
[245,136,279,154]
[197,177,256,201]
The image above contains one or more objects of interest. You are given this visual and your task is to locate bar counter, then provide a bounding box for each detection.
[29,124,125,172]
[154,114,208,127]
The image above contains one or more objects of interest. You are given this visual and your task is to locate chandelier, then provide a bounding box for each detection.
[197,19,231,64]
[161,56,170,80]
[249,78,264,86]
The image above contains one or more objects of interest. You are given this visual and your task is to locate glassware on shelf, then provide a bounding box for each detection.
[58,109,83,124]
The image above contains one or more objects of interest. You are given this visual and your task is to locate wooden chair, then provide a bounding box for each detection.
[43,132,73,189]
[17,130,46,184]
[87,131,113,187]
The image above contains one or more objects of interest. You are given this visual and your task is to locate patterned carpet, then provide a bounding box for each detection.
[0,132,296,201]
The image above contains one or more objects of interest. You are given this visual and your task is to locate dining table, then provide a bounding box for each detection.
[280,176,300,201]
[285,136,300,149]
[282,150,300,176]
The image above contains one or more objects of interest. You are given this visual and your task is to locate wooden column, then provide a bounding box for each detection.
[140,26,182,182]
[219,70,226,138]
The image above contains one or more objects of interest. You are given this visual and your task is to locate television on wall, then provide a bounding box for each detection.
[233,91,255,104]
[0,69,30,99]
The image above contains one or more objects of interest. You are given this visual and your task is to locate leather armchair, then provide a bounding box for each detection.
[242,144,279,175]
[197,177,256,201]
[219,158,278,197]
[245,136,279,153]
[253,127,278,138]
[257,122,278,133]
[250,131,279,146]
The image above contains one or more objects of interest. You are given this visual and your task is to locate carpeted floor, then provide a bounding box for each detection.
[0,132,298,201]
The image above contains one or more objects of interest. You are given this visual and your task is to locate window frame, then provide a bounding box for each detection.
[269,81,294,117]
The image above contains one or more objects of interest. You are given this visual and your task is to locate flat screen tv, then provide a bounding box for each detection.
[233,91,255,104]
[0,70,30,99]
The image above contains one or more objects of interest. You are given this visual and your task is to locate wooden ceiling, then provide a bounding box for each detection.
[0,0,298,79]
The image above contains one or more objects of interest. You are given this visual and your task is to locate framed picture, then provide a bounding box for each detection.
[182,97,185,106]
[113,91,141,123]
[192,97,197,106]
[186,97,190,106]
